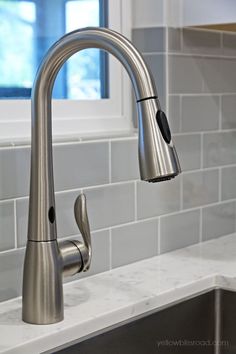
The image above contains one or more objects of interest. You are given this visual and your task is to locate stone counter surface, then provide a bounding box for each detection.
[1,234,236,353]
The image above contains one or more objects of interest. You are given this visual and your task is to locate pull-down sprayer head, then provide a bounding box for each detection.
[137,96,181,182]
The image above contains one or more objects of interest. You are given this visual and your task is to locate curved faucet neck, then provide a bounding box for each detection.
[28,27,158,242]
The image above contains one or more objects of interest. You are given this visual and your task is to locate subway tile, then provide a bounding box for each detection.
[0,249,25,302]
[203,132,236,167]
[111,219,158,268]
[221,166,236,201]
[168,28,181,53]
[84,183,135,231]
[202,202,236,241]
[222,32,236,56]
[143,54,166,108]
[17,184,135,241]
[222,95,236,129]
[202,57,236,93]
[0,201,15,252]
[137,178,180,219]
[181,96,219,132]
[173,134,201,172]
[168,96,181,133]
[53,141,109,191]
[183,169,219,209]
[111,139,139,182]
[160,210,200,253]
[182,28,221,55]
[169,55,203,94]
[33,183,135,239]
[56,191,81,238]
[65,229,110,282]
[16,198,28,248]
[0,147,30,199]
[132,27,166,53]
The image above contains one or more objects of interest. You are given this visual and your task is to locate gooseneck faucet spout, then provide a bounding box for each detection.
[22,27,181,324]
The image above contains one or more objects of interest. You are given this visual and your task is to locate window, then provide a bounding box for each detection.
[0,0,132,139]
[0,0,108,99]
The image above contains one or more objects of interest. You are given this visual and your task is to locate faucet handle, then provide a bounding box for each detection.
[74,193,92,271]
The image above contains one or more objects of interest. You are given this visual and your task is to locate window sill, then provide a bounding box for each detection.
[0,129,138,148]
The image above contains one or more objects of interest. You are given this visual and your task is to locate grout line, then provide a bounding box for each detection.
[109,229,112,270]
[219,95,222,130]
[169,93,236,97]
[168,51,236,59]
[2,197,236,255]
[219,168,222,202]
[108,140,112,183]
[13,200,17,249]
[200,133,204,169]
[179,95,183,132]
[142,51,168,56]
[4,163,236,205]
[165,26,169,116]
[174,129,236,136]
[199,208,203,243]
[134,181,137,221]
[55,180,134,195]
[220,32,223,50]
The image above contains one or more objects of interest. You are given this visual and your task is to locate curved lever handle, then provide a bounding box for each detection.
[74,193,92,271]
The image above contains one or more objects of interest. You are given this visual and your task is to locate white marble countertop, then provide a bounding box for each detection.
[1,234,236,354]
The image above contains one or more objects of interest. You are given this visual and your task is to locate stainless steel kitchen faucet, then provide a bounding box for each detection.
[22,27,181,324]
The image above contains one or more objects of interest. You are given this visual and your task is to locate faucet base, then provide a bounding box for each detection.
[22,240,64,324]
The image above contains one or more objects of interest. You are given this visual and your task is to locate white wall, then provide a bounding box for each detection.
[168,0,236,28]
[132,0,165,28]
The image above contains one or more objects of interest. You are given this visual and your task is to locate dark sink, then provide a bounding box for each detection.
[50,289,236,354]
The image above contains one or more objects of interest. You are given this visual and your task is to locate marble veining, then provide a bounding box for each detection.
[1,234,236,353]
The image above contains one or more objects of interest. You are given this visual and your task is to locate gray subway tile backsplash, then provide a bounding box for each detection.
[181,96,220,132]
[111,219,158,268]
[202,58,236,93]
[222,32,236,56]
[160,209,200,253]
[0,201,15,252]
[111,139,139,182]
[2,25,236,303]
[221,166,236,201]
[182,28,221,55]
[137,178,181,219]
[168,96,181,133]
[84,183,135,231]
[173,134,201,172]
[0,147,30,199]
[222,95,236,130]
[169,55,203,94]
[132,27,166,53]
[0,249,25,302]
[182,169,219,209]
[54,141,109,191]
[202,202,236,241]
[203,131,236,167]
[16,198,28,248]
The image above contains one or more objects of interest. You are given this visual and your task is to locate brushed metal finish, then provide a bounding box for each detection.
[52,289,236,354]
[23,27,181,325]
[74,194,92,271]
[22,240,63,324]
[137,98,181,181]
[60,240,83,277]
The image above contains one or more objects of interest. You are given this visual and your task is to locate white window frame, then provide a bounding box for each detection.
[0,0,133,141]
